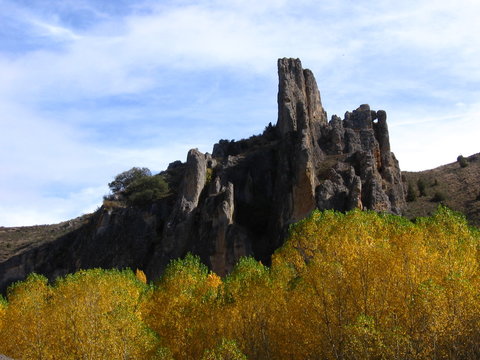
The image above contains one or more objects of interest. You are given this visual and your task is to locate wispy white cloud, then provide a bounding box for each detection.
[0,101,197,226]
[1,0,479,225]
[28,19,82,41]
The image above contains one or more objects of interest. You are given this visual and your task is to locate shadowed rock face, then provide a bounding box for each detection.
[0,58,406,290]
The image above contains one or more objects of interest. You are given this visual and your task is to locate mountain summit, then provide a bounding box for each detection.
[0,58,405,290]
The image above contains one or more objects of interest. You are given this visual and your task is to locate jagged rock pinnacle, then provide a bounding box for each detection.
[277,58,327,135]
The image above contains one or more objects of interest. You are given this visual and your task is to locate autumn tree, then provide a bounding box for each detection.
[272,207,480,359]
[49,269,159,359]
[145,254,223,359]
[222,257,280,359]
[0,273,53,359]
[0,269,161,360]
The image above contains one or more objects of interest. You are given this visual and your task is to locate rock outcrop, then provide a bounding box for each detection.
[0,58,406,291]
[316,105,404,214]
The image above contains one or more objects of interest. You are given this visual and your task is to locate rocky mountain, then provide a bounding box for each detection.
[0,58,406,292]
[403,153,480,226]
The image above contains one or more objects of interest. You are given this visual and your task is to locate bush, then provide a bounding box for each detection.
[417,178,427,197]
[125,175,169,206]
[108,167,152,194]
[206,167,214,185]
[431,191,446,203]
[106,167,170,207]
[457,155,468,168]
[406,182,417,202]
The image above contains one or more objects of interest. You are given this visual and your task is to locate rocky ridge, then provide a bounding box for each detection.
[0,58,405,291]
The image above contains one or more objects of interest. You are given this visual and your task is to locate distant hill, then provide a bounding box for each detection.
[403,153,480,226]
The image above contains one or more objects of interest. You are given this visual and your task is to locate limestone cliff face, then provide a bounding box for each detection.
[0,58,406,290]
[277,58,326,223]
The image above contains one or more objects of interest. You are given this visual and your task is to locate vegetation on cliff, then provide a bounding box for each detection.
[104,167,170,207]
[1,207,479,359]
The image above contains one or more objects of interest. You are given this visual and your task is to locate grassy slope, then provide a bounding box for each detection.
[402,152,480,226]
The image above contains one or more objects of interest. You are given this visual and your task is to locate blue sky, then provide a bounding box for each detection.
[1,0,479,226]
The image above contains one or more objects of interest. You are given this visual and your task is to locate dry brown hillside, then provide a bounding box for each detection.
[402,153,480,226]
[0,214,91,263]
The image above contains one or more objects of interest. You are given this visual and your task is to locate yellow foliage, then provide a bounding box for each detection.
[49,269,158,359]
[201,338,247,360]
[1,207,480,359]
[0,270,159,360]
[271,207,480,359]
[136,268,148,284]
[0,273,53,359]
[206,273,222,288]
[0,296,6,335]
[145,254,224,359]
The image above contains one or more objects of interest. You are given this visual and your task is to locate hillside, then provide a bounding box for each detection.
[403,153,480,226]
[0,215,91,263]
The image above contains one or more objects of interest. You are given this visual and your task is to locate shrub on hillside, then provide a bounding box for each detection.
[124,175,169,206]
[106,167,170,207]
[457,155,469,168]
[417,178,427,196]
[108,167,152,194]
[431,191,446,203]
[406,182,417,202]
